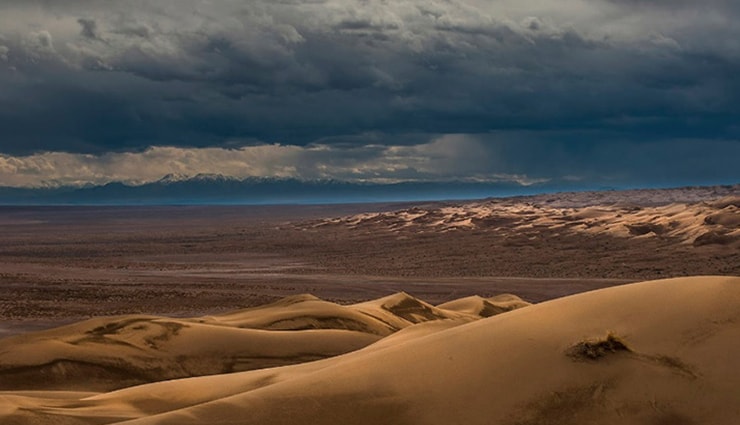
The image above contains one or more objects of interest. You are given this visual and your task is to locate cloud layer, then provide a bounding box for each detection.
[1,137,737,188]
[0,1,738,188]
[0,137,522,187]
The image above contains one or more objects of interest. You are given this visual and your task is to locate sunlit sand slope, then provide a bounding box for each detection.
[0,292,511,392]
[2,276,738,424]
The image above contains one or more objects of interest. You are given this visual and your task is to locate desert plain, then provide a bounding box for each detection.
[0,185,738,424]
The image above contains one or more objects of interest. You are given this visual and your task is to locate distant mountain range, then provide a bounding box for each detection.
[0,174,581,205]
[1,174,725,205]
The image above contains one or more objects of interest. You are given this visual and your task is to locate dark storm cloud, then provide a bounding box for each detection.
[0,0,737,186]
[77,18,99,40]
[476,135,740,186]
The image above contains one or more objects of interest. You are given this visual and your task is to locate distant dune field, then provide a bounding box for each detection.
[1,186,737,336]
[305,194,740,248]
[2,276,739,424]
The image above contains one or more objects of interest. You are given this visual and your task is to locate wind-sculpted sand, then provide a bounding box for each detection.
[1,276,739,424]
[0,292,528,392]
[309,194,740,248]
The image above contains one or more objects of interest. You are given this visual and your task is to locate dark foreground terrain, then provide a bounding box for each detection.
[1,185,737,337]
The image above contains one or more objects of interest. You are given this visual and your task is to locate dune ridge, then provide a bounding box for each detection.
[0,292,527,393]
[308,195,740,247]
[1,276,739,424]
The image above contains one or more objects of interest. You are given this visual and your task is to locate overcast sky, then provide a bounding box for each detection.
[0,0,738,188]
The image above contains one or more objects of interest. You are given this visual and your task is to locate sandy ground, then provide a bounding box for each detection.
[0,185,738,424]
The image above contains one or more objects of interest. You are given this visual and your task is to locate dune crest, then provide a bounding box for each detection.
[438,294,531,317]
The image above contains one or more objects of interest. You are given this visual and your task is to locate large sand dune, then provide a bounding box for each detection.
[0,292,526,392]
[2,276,739,424]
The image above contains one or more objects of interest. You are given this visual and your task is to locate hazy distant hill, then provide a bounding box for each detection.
[0,175,568,205]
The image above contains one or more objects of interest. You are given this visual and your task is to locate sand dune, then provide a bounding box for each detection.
[0,291,518,393]
[0,314,380,392]
[310,194,740,248]
[437,293,531,317]
[2,276,739,424]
